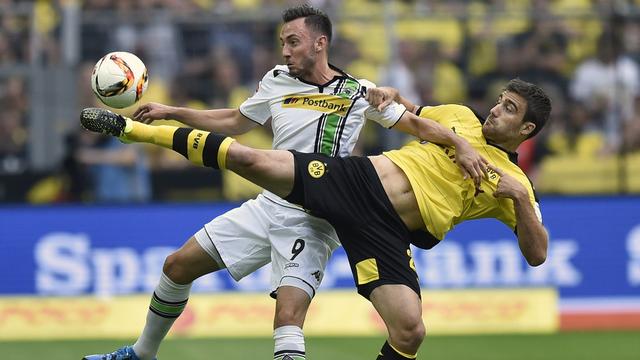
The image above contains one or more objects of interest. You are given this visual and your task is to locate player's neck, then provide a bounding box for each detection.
[301,61,339,85]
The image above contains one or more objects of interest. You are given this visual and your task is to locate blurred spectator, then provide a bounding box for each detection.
[0,76,28,174]
[113,4,182,81]
[470,37,525,111]
[74,131,152,203]
[0,108,27,174]
[515,15,570,92]
[378,39,422,150]
[4,0,640,201]
[570,30,640,154]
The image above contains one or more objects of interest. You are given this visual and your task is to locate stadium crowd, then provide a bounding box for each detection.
[1,0,640,202]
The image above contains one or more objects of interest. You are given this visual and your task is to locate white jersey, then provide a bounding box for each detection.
[239,64,406,205]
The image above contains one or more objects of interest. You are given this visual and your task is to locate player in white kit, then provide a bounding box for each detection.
[83,5,405,360]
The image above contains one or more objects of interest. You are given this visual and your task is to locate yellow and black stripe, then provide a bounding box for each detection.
[123,122,235,170]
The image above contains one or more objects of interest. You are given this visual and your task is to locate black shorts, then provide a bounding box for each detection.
[284,151,420,299]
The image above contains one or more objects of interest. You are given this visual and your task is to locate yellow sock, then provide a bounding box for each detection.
[121,120,235,169]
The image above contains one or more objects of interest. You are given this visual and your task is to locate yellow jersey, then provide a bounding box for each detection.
[383,104,540,240]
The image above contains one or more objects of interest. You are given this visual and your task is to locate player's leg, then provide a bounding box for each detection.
[79,108,295,198]
[268,207,338,360]
[131,236,222,359]
[83,237,222,360]
[273,286,311,360]
[84,199,274,360]
[370,285,424,359]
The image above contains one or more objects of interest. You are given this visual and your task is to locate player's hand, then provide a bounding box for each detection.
[455,141,489,189]
[365,87,399,111]
[133,102,174,124]
[487,164,528,200]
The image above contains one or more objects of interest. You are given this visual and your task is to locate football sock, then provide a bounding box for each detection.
[273,325,306,360]
[376,340,417,359]
[121,120,235,169]
[132,272,192,360]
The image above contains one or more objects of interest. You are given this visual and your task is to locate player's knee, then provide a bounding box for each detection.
[162,251,194,284]
[391,317,425,351]
[274,304,306,326]
[227,145,261,169]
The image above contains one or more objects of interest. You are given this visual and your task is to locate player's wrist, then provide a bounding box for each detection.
[451,135,469,149]
[510,189,529,202]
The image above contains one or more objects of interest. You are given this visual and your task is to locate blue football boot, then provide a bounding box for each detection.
[82,345,156,360]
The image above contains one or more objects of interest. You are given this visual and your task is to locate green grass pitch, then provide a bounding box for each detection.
[1,332,639,359]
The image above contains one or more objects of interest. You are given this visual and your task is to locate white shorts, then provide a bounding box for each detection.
[194,194,340,298]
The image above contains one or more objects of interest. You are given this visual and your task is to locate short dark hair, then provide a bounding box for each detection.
[282,4,332,43]
[506,78,551,139]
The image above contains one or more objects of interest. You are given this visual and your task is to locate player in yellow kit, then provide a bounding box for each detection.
[80,78,550,359]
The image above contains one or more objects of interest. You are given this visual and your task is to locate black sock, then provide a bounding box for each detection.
[376,341,416,359]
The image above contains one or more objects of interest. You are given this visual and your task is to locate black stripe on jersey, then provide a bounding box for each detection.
[314,78,345,156]
[334,81,364,156]
[415,105,424,116]
[314,113,328,153]
[329,78,347,156]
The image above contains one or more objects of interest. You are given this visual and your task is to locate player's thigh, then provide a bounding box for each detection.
[201,196,274,280]
[370,284,423,331]
[269,208,339,296]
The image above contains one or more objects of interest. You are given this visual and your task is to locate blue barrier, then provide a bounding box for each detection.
[1,197,639,301]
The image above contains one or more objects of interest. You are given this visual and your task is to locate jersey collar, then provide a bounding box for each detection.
[295,63,354,91]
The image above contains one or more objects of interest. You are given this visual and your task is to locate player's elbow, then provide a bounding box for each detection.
[524,244,547,266]
[526,251,546,267]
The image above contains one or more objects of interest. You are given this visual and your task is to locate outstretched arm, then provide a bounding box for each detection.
[133,103,258,136]
[393,111,488,188]
[488,164,548,266]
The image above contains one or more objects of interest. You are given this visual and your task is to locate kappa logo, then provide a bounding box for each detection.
[311,270,322,283]
[308,160,326,178]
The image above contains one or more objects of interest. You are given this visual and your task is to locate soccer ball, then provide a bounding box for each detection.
[91,51,148,108]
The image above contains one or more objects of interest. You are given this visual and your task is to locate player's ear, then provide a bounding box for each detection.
[316,35,327,52]
[520,121,536,137]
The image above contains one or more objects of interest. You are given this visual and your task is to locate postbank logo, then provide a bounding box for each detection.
[283,94,352,116]
[308,160,326,178]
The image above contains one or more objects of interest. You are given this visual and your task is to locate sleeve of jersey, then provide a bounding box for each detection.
[364,102,407,128]
[415,105,451,124]
[238,71,275,125]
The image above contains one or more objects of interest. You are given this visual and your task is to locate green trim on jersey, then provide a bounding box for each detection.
[315,78,362,156]
[320,113,341,155]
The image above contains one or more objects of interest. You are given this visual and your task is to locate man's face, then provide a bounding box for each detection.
[280,18,318,77]
[482,91,532,143]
